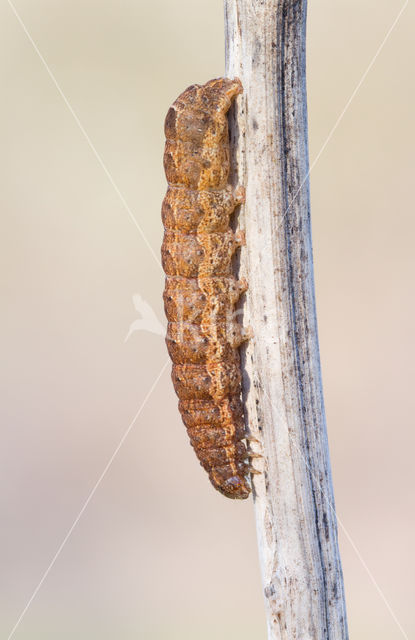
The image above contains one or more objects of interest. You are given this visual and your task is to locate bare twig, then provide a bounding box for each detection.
[224,1,349,638]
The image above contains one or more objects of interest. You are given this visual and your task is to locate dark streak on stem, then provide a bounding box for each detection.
[279,0,333,632]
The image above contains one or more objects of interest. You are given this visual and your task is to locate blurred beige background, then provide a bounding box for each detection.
[1,0,413,638]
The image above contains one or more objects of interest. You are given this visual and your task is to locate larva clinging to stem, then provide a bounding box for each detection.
[161,77,253,499]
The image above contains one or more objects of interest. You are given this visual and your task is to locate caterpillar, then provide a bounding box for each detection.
[161,77,252,499]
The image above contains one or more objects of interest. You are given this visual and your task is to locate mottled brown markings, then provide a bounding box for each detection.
[161,77,251,499]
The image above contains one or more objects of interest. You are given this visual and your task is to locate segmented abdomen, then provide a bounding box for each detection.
[161,77,251,499]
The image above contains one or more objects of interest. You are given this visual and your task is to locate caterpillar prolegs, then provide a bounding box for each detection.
[161,78,253,499]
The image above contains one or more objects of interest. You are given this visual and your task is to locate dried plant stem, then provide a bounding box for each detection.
[224,1,349,638]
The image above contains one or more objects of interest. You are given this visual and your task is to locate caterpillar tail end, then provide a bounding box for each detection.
[209,472,251,500]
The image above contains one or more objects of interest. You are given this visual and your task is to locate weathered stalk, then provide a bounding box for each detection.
[224,1,349,638]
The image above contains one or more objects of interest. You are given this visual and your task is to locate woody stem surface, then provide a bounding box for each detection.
[224,1,349,638]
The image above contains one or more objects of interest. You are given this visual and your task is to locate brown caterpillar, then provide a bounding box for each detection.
[161,77,252,499]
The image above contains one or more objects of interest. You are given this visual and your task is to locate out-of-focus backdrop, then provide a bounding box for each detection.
[1,1,413,638]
